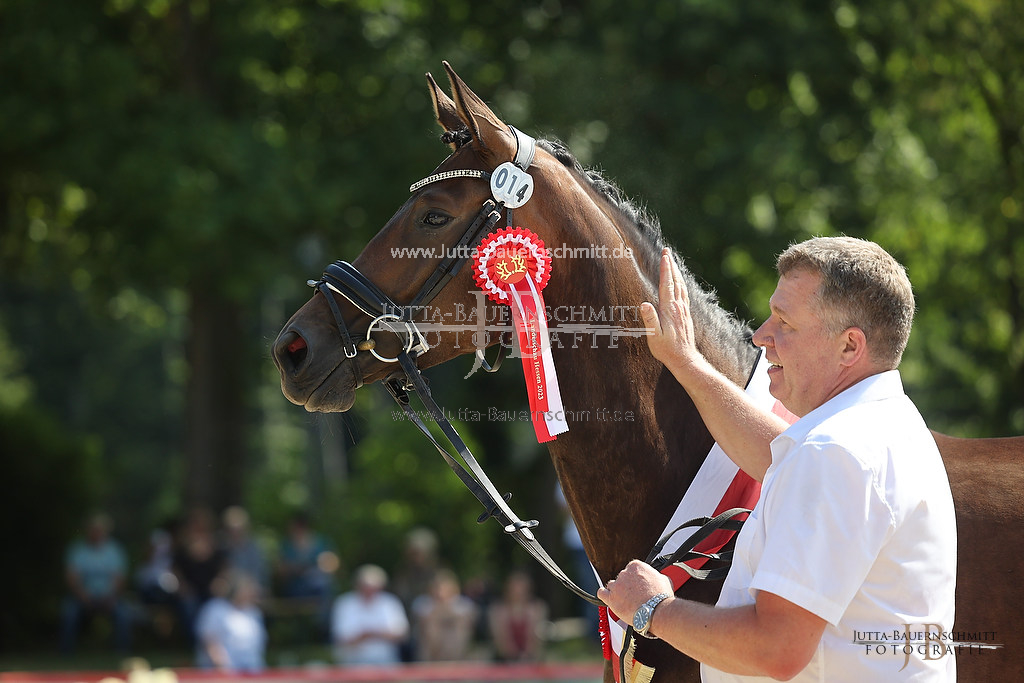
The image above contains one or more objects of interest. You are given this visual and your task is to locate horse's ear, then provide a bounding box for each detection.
[442,61,516,161]
[427,71,463,148]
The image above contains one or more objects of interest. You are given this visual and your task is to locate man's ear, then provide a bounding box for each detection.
[839,326,869,367]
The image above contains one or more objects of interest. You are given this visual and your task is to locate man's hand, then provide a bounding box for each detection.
[641,248,704,378]
[597,560,674,626]
[641,246,785,481]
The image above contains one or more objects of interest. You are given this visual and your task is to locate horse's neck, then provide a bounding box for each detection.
[540,208,756,580]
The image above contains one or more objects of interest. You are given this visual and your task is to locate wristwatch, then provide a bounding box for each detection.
[632,592,670,639]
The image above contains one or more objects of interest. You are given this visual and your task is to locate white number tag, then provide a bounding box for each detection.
[489,161,535,209]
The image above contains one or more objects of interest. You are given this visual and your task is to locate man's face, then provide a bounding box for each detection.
[86,520,109,545]
[752,269,848,417]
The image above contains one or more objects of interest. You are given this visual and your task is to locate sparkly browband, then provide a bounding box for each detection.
[409,169,491,193]
[408,126,536,194]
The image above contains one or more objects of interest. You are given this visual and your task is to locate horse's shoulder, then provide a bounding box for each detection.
[931,430,1024,515]
[931,430,1024,462]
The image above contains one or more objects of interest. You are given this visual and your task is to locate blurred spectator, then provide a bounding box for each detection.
[195,571,267,673]
[391,527,441,661]
[276,511,335,601]
[221,506,269,593]
[391,527,441,612]
[134,521,181,642]
[413,569,477,662]
[487,571,548,662]
[330,564,408,665]
[59,512,131,654]
[462,573,497,642]
[173,507,227,644]
[135,521,179,606]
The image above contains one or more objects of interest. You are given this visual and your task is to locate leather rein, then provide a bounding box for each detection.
[304,127,744,608]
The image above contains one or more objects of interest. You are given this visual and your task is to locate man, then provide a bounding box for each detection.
[60,512,131,654]
[195,571,266,672]
[330,564,409,665]
[598,237,956,681]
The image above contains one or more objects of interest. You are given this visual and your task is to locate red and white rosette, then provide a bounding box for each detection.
[472,227,568,442]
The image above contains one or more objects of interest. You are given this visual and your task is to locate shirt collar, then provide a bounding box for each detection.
[772,369,906,451]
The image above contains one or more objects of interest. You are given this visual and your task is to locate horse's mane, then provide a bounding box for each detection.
[536,138,665,257]
[534,138,757,357]
[442,130,756,357]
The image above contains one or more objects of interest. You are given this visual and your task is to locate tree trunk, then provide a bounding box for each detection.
[183,282,247,511]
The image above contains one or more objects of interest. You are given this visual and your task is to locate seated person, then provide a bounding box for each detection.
[59,512,131,654]
[195,571,266,673]
[413,569,477,661]
[173,507,227,644]
[330,564,408,665]
[134,523,178,605]
[276,511,335,601]
[221,506,269,593]
[487,570,548,662]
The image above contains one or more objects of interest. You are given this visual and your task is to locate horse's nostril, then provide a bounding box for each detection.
[287,335,307,355]
[275,330,309,373]
[287,336,308,367]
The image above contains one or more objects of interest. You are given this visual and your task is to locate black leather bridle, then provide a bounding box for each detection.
[309,200,501,362]
[303,126,745,610]
[306,126,607,605]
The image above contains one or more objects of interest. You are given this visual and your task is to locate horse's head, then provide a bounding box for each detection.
[272,63,587,412]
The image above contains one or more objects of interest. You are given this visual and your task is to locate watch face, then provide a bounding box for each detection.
[633,604,650,631]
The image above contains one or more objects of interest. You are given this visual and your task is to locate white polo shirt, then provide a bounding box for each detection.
[702,371,956,682]
[331,590,409,665]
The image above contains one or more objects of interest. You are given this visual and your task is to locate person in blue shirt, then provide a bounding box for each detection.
[195,571,267,672]
[59,512,131,654]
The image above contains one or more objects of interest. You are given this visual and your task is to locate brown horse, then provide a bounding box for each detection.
[272,63,1023,681]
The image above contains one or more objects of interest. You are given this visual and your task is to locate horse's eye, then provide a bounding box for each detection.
[422,210,453,228]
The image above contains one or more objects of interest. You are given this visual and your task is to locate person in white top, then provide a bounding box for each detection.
[195,571,266,672]
[331,564,409,665]
[598,237,956,681]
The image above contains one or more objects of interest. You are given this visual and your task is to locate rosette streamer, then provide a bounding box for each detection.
[473,228,568,442]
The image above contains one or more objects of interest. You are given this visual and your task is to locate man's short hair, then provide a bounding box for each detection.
[776,236,914,369]
[355,564,389,590]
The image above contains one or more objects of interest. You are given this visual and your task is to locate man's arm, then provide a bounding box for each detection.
[65,567,90,603]
[598,560,825,680]
[642,248,789,481]
[202,637,232,671]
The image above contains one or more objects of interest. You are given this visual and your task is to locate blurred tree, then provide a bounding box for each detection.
[0,401,104,648]
[848,0,1024,435]
[515,0,1022,433]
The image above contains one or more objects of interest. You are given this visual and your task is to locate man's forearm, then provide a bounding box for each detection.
[600,561,824,680]
[666,355,787,482]
[649,596,812,679]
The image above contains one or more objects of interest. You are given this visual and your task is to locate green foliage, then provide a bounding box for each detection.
[0,404,105,647]
[0,280,186,544]
[850,0,1024,435]
[247,356,562,590]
